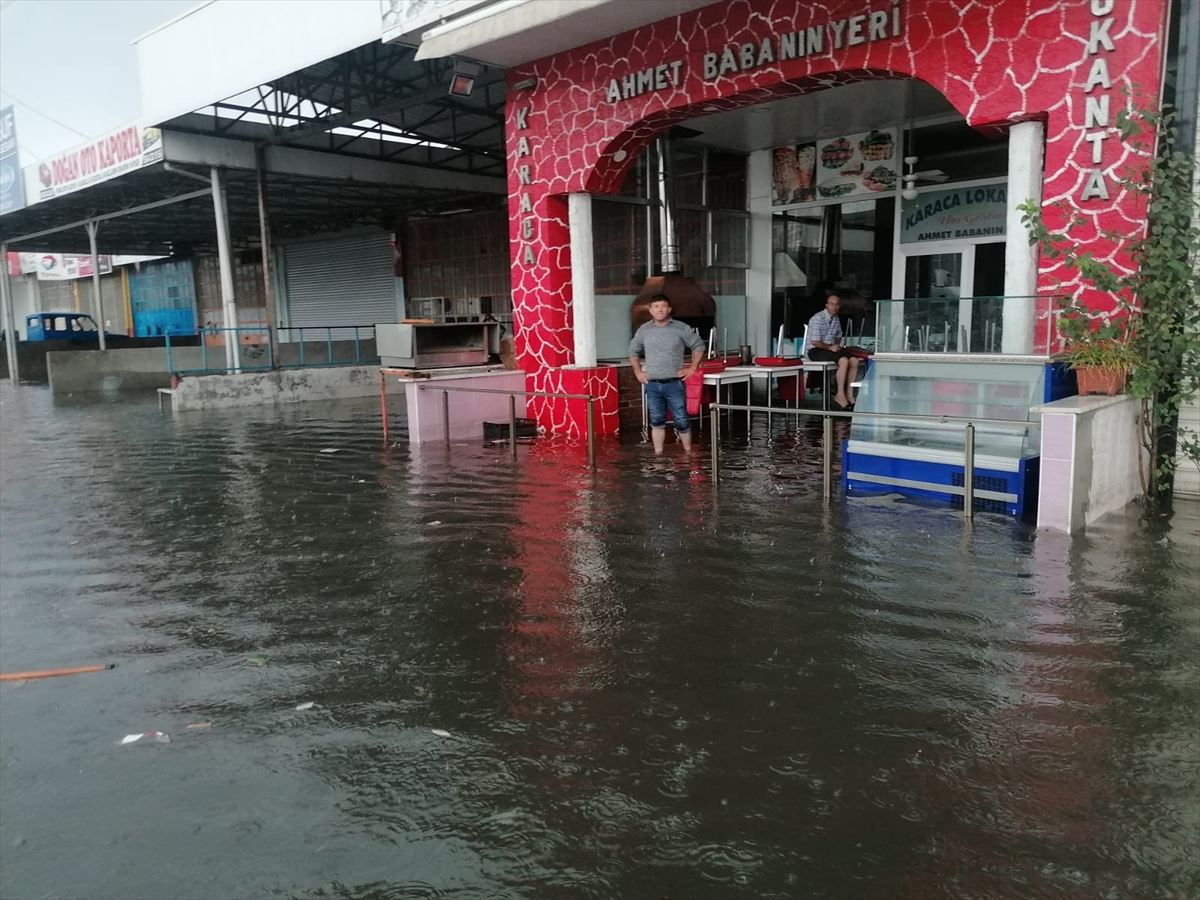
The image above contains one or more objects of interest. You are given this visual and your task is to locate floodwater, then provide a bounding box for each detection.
[1,381,1197,900]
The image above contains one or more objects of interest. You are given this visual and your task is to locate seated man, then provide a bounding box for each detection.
[807,289,860,410]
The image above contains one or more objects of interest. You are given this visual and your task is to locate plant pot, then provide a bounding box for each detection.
[1075,366,1127,396]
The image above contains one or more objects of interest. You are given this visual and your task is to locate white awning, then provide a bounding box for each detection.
[135,0,382,127]
[413,0,722,66]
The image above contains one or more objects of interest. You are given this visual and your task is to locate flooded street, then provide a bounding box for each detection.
[1,381,1197,899]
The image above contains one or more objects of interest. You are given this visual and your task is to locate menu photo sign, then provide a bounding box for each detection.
[772,142,817,205]
[815,128,897,201]
[773,127,898,206]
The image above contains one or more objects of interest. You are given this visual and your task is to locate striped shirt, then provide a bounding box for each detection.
[807,309,842,347]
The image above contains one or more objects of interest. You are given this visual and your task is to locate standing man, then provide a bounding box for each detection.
[629,294,707,454]
[807,289,860,410]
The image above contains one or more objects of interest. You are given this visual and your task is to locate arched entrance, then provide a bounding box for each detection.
[505,0,1166,433]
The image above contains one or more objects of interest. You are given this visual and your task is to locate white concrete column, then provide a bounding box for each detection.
[568,192,597,368]
[746,149,773,354]
[210,166,241,372]
[85,221,107,351]
[1003,120,1044,354]
[0,242,19,382]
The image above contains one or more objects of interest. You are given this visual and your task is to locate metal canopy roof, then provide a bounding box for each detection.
[166,40,506,177]
[0,162,503,255]
[0,40,508,255]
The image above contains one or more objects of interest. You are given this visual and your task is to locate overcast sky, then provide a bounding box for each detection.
[0,0,197,162]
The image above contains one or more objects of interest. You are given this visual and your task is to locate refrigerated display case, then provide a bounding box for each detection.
[842,354,1075,515]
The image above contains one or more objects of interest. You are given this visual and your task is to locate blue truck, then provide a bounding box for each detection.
[23,312,116,342]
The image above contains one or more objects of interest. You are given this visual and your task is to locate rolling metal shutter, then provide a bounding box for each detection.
[283,229,398,335]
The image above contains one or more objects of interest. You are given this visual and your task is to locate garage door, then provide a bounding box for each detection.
[283,229,398,338]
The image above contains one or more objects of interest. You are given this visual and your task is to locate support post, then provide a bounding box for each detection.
[121,266,133,336]
[586,397,596,469]
[710,406,720,485]
[1003,120,1043,354]
[0,241,19,382]
[823,414,833,500]
[568,193,597,367]
[509,394,518,460]
[380,371,389,443]
[963,422,976,519]
[85,221,106,351]
[210,167,241,372]
[443,390,450,445]
[254,146,279,368]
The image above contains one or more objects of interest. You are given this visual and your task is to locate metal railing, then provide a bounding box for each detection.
[381,376,597,468]
[278,325,374,368]
[873,294,1064,355]
[706,400,1037,520]
[165,325,375,375]
[165,326,272,375]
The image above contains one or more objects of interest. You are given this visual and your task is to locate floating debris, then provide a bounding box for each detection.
[295,701,315,711]
[185,722,212,730]
[430,729,451,738]
[1,663,114,682]
[319,448,342,454]
[120,730,171,746]
[426,521,442,526]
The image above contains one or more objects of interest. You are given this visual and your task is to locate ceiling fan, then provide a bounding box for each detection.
[901,155,948,199]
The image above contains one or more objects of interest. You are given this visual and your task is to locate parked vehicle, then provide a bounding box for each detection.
[23,312,118,342]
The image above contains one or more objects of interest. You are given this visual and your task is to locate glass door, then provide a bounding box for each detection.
[890,244,976,352]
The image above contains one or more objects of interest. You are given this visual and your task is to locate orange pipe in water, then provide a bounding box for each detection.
[0,664,114,682]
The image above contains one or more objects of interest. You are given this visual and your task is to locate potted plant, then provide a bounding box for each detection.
[1055,297,1140,396]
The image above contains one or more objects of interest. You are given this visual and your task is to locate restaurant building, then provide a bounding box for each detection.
[422,0,1172,444]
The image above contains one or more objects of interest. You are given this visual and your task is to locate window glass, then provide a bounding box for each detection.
[710,211,749,267]
[672,146,705,207]
[593,200,650,294]
[706,151,747,210]
[53,316,67,331]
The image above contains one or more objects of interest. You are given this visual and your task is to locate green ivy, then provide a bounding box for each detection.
[1019,101,1200,503]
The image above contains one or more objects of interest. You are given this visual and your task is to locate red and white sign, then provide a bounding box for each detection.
[29,125,164,202]
[8,252,113,280]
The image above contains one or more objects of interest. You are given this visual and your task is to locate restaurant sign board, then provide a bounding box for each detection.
[900,180,1008,244]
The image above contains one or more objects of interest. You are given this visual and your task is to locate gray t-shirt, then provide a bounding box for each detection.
[629,319,706,380]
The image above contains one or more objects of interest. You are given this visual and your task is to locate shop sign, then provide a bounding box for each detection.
[900,180,1007,244]
[1076,0,1119,202]
[31,124,164,203]
[605,0,903,104]
[24,253,113,281]
[0,106,24,215]
[773,128,897,206]
[513,106,536,268]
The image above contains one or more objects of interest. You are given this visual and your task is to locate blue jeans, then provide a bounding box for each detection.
[646,378,689,433]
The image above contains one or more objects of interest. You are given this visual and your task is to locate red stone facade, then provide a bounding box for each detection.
[505,0,1169,432]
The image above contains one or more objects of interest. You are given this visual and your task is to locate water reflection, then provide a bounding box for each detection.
[0,383,1196,900]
